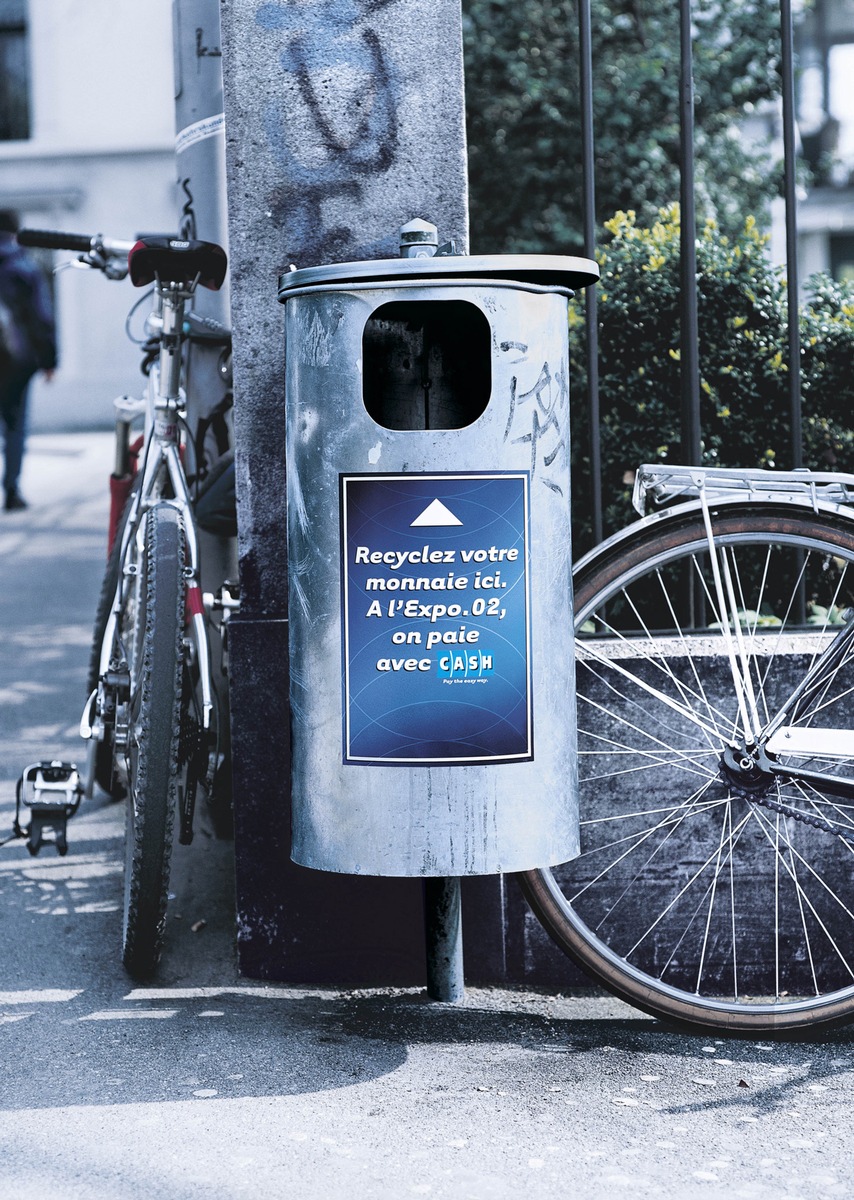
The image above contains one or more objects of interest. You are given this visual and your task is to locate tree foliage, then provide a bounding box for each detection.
[569,207,854,548]
[462,0,782,253]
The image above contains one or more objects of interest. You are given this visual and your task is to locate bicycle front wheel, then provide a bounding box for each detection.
[120,504,184,978]
[522,504,854,1032]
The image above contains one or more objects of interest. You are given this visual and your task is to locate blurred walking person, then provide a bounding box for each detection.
[0,210,57,511]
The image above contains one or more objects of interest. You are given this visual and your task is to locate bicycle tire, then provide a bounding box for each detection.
[521,503,854,1032]
[121,504,184,978]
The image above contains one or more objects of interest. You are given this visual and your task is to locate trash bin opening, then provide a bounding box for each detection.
[362,299,491,431]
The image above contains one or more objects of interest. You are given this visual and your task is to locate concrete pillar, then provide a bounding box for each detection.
[173,0,231,396]
[173,1,237,823]
[220,0,507,982]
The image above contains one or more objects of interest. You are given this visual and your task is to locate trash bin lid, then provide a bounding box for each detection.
[277,253,599,298]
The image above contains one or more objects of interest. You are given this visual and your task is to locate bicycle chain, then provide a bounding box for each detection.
[734,786,854,844]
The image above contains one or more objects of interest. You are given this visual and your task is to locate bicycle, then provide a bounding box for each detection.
[521,462,854,1033]
[18,227,238,978]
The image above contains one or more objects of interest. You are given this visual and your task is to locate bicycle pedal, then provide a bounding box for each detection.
[16,761,84,857]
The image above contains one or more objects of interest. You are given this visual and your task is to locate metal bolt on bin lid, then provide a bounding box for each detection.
[399,217,439,258]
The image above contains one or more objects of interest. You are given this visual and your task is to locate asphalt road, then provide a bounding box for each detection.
[0,434,853,1200]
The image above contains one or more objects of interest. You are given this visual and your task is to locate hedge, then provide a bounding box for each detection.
[569,206,854,549]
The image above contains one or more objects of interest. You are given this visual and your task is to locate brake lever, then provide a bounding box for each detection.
[54,251,128,281]
[88,248,129,280]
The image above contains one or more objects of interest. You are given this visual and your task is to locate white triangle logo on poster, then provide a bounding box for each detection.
[410,499,463,527]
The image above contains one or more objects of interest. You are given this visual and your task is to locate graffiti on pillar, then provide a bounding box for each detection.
[196,27,222,59]
[255,0,403,264]
[179,178,198,241]
[502,344,570,496]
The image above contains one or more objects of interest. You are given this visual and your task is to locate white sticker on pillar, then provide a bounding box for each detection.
[340,472,532,765]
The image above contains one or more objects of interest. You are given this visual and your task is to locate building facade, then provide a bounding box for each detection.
[797,0,854,283]
[0,0,176,431]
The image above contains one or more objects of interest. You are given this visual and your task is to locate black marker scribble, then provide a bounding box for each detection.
[196,27,222,58]
[505,361,569,494]
[179,178,197,241]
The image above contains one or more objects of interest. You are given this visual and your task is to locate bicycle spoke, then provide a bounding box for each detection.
[790,837,821,998]
[690,802,728,991]
[655,802,752,998]
[720,544,764,739]
[792,780,854,838]
[767,806,854,924]
[730,541,774,727]
[751,804,854,984]
[805,559,849,671]
[775,810,781,1001]
[588,788,722,935]
[577,724,716,784]
[728,802,739,1000]
[653,566,732,748]
[579,797,722,825]
[579,758,714,785]
[576,796,727,859]
[579,655,728,752]
[577,722,716,766]
[578,680,719,773]
[621,582,722,753]
[625,809,754,959]
[569,785,724,904]
[579,745,712,758]
[753,546,812,700]
[581,615,736,739]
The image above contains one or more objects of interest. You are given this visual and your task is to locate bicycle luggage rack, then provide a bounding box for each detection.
[634,463,854,516]
[10,762,84,856]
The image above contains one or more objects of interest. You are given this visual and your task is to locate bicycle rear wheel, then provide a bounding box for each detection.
[522,504,854,1032]
[120,504,184,978]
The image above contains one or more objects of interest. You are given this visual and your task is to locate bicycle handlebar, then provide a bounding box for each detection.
[17,229,135,258]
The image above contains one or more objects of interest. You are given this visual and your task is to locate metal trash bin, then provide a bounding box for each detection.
[279,230,598,878]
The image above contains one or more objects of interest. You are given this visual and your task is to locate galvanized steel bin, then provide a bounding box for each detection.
[278,251,598,877]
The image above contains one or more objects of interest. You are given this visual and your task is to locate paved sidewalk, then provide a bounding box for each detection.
[0,435,852,1200]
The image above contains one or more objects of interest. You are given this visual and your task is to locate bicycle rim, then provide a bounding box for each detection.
[523,505,854,1032]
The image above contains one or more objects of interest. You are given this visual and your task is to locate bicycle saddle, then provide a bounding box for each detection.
[128,236,227,290]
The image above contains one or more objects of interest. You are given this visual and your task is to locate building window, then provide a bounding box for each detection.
[0,0,29,142]
[830,233,854,283]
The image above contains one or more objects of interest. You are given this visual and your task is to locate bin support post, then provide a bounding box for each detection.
[424,877,465,1003]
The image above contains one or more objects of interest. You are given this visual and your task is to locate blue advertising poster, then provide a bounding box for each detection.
[341,472,532,765]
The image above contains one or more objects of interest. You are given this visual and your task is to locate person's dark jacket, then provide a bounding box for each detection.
[0,234,57,379]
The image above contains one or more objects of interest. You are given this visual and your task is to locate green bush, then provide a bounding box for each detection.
[570,206,854,549]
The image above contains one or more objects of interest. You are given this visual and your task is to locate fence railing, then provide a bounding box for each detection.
[577,0,804,545]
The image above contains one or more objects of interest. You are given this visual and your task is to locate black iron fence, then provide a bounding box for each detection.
[576,0,804,547]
